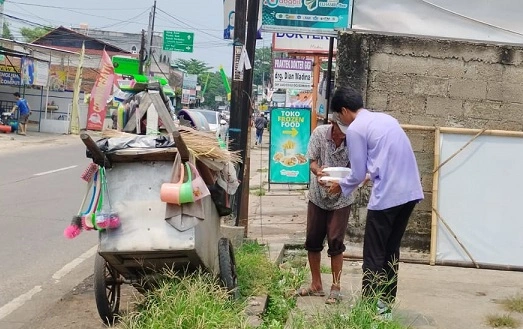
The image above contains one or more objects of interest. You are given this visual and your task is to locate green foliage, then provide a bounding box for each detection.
[253,47,272,87]
[236,241,275,297]
[486,314,520,328]
[251,188,266,197]
[320,265,332,274]
[173,58,212,75]
[199,71,228,109]
[260,252,307,329]
[20,26,53,43]
[120,270,248,329]
[501,295,523,313]
[2,22,13,39]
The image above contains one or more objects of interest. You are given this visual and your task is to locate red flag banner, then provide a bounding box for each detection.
[87,50,114,131]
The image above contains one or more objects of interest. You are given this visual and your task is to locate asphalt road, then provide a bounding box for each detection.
[0,142,98,328]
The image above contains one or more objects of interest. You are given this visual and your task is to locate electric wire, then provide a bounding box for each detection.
[416,0,523,38]
[9,2,148,12]
[156,7,225,42]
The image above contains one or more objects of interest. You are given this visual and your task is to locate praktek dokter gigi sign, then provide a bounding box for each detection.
[273,58,313,91]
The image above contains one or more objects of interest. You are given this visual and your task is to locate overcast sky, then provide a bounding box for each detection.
[2,0,265,72]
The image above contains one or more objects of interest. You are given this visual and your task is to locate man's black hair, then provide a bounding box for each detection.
[330,86,364,113]
[13,92,21,97]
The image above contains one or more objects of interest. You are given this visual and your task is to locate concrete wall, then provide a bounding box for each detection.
[336,31,523,251]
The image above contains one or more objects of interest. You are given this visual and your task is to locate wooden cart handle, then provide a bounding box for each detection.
[81,133,112,168]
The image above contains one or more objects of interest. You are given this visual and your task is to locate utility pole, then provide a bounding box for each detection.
[229,0,248,231]
[0,1,5,38]
[139,29,146,74]
[145,0,157,76]
[235,0,260,236]
[323,37,335,124]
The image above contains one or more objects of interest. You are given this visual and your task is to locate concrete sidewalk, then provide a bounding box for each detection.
[246,134,523,329]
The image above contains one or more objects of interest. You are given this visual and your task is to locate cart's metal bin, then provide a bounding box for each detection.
[98,160,221,280]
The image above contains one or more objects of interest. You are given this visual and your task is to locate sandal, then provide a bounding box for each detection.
[325,289,342,304]
[294,287,326,297]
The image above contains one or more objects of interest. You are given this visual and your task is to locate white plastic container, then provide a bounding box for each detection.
[319,167,352,186]
[322,167,352,178]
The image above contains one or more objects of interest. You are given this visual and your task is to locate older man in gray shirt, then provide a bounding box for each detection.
[295,116,355,305]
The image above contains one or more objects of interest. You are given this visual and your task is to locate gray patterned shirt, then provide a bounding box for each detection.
[306,124,354,210]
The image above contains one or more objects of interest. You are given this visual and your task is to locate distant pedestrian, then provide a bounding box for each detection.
[11,92,31,136]
[254,113,267,146]
[328,86,424,317]
[295,116,355,305]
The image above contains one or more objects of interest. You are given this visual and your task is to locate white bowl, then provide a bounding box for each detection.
[322,167,352,178]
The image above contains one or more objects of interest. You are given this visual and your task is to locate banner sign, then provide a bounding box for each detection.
[21,58,49,86]
[87,50,114,131]
[262,0,353,35]
[273,58,313,90]
[0,64,20,85]
[272,32,338,53]
[182,73,198,89]
[34,61,50,86]
[269,107,311,184]
[223,0,263,40]
[286,89,313,108]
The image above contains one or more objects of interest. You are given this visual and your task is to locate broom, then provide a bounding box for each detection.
[101,128,241,163]
[63,163,98,239]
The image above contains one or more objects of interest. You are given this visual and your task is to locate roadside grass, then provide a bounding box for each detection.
[320,265,331,274]
[251,188,266,196]
[486,314,520,328]
[119,243,412,329]
[235,241,275,297]
[237,242,307,328]
[501,295,523,313]
[290,296,407,329]
[119,270,249,329]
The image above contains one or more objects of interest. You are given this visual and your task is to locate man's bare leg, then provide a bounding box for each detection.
[308,251,323,291]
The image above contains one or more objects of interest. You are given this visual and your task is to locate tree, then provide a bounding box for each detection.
[199,71,228,110]
[20,26,53,43]
[2,22,13,39]
[253,47,272,87]
[172,58,212,75]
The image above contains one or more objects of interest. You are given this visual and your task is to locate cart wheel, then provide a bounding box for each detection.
[218,238,239,299]
[94,253,121,325]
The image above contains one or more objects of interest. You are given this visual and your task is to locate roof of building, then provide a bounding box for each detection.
[31,26,131,54]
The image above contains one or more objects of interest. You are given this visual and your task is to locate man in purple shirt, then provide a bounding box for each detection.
[328,86,424,315]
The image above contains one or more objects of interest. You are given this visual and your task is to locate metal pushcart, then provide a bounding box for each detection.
[82,137,238,325]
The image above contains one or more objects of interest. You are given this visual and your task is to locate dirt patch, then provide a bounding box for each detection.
[22,275,137,329]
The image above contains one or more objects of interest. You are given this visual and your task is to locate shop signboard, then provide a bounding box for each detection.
[262,0,353,35]
[272,58,313,90]
[269,107,311,185]
[0,64,21,86]
[272,32,338,53]
[182,73,198,89]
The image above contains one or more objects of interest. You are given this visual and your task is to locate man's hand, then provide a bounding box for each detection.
[359,173,371,187]
[316,166,328,186]
[328,181,342,195]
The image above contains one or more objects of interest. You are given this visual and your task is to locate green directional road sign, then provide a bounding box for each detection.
[163,30,194,53]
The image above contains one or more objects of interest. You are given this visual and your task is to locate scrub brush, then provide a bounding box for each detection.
[64,166,98,238]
